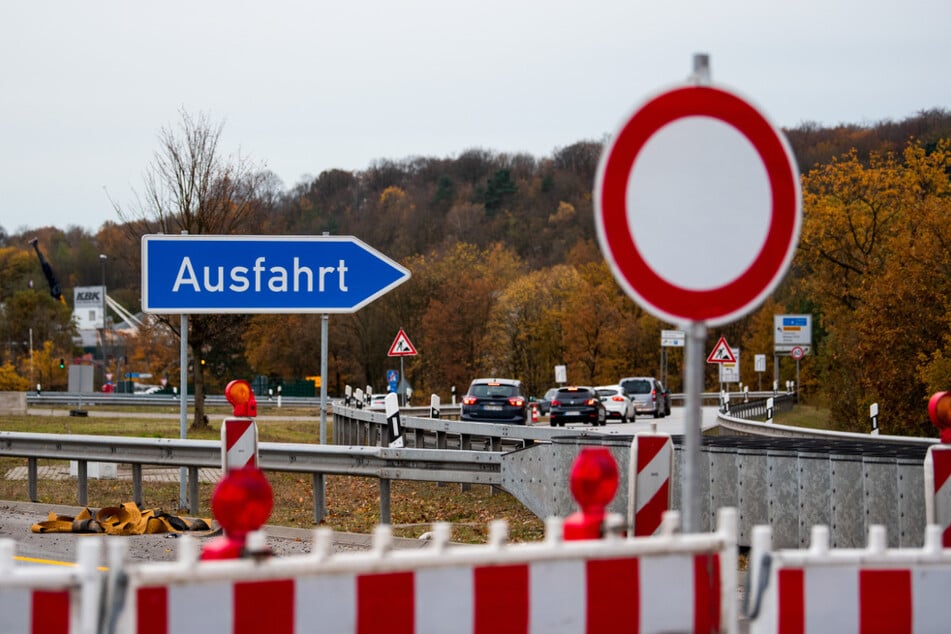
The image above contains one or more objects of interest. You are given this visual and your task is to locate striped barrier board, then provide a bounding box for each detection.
[923,444,951,547]
[222,418,258,472]
[749,523,951,634]
[115,510,738,634]
[0,538,102,634]
[627,432,673,536]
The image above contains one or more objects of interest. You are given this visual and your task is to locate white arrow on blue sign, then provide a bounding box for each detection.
[141,235,410,314]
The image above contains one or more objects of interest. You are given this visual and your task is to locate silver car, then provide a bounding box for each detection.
[595,385,635,423]
[619,377,669,418]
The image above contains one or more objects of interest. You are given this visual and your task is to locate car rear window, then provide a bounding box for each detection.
[622,380,651,394]
[596,388,617,398]
[470,383,518,398]
[557,388,595,399]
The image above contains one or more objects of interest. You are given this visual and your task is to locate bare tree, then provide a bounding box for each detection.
[113,109,267,431]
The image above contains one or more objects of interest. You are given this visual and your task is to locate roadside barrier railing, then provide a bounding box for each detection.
[106,507,738,634]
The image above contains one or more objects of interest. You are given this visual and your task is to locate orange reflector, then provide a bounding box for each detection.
[928,391,951,430]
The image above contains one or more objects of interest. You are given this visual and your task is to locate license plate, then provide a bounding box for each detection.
[484,404,503,411]
[567,411,581,416]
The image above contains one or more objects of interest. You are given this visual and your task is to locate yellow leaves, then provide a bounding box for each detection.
[548,201,576,223]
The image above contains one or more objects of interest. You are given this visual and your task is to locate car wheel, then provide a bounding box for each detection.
[653,409,661,418]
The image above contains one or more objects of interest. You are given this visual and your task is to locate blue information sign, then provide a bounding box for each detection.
[142,235,410,313]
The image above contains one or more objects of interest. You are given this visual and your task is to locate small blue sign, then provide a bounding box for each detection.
[387,370,399,393]
[142,235,410,313]
[782,317,808,326]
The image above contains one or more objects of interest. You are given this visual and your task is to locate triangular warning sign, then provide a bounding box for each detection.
[387,328,418,357]
[706,336,736,364]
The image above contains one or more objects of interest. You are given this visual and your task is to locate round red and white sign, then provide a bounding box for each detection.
[790,345,805,360]
[594,84,801,326]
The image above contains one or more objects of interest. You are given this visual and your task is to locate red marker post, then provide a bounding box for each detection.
[202,379,273,560]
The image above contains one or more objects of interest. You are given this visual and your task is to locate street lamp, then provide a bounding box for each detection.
[100,254,108,388]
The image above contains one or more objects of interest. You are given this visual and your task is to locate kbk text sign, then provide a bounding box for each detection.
[142,235,410,313]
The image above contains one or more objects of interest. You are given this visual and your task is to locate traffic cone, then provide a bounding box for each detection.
[532,403,539,424]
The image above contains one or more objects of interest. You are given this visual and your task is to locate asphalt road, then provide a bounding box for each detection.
[540,404,722,435]
[0,500,425,566]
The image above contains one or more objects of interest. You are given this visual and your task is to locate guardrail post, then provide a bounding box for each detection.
[379,478,391,524]
[313,473,326,523]
[132,463,143,505]
[77,460,88,507]
[27,457,38,501]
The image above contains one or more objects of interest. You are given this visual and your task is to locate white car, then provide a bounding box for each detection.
[368,394,388,411]
[595,385,635,423]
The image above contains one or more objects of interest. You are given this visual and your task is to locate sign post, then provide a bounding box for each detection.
[594,55,801,532]
[387,328,417,406]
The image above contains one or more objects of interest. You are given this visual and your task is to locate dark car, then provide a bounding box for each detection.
[461,378,529,425]
[619,376,669,418]
[535,387,559,415]
[549,386,607,427]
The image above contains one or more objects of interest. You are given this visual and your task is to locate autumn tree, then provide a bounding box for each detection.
[798,140,951,432]
[112,109,268,431]
[481,265,578,395]
[410,243,524,397]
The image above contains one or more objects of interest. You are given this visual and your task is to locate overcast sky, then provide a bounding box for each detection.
[2,0,948,234]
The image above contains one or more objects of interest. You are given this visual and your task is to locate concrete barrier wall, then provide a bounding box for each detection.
[0,391,27,415]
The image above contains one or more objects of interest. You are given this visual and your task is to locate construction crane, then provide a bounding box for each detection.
[29,238,65,303]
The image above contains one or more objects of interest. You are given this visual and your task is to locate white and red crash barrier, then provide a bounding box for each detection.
[748,522,951,634]
[628,431,673,537]
[110,509,738,634]
[0,538,102,634]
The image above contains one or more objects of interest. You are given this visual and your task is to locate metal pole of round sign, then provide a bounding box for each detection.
[594,84,801,327]
[594,64,802,533]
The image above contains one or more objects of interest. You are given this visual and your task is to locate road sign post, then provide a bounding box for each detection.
[594,55,801,532]
[388,329,417,406]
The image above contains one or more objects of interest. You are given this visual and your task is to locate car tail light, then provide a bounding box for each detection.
[611,395,624,402]
[508,396,525,407]
[462,396,477,405]
[651,389,657,402]
[551,399,561,407]
[585,398,598,406]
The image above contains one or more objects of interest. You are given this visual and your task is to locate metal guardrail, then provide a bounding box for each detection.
[0,430,501,520]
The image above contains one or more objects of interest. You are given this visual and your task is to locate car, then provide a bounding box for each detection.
[368,394,388,411]
[549,386,607,427]
[595,385,635,423]
[460,378,529,425]
[619,376,669,418]
[535,387,559,415]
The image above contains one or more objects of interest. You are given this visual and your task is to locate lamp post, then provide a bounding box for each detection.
[99,254,108,389]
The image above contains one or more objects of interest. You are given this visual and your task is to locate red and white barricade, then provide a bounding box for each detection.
[924,444,951,547]
[112,509,738,634]
[627,431,673,537]
[0,538,102,634]
[749,522,951,634]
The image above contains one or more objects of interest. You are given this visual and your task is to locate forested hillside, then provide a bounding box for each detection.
[1,109,949,436]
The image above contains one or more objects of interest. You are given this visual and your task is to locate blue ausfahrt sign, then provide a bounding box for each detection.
[141,235,410,314]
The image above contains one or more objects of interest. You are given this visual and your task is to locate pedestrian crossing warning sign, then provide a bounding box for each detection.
[706,336,736,364]
[387,328,418,357]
